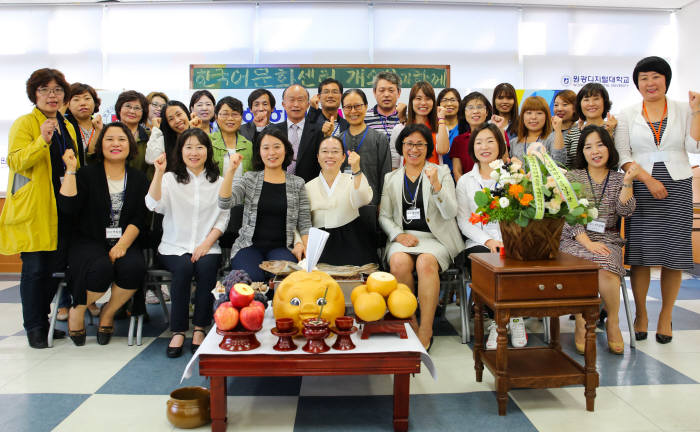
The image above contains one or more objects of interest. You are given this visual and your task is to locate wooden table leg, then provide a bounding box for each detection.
[210,376,227,432]
[549,314,561,351]
[495,310,509,416]
[393,373,410,432]
[583,309,598,412]
[473,296,484,382]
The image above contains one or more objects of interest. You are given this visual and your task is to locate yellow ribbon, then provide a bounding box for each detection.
[525,155,545,219]
[540,152,578,210]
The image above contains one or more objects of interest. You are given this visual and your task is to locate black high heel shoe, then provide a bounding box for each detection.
[69,328,86,346]
[191,329,206,354]
[634,318,648,341]
[167,332,186,358]
[656,322,672,344]
[96,326,113,345]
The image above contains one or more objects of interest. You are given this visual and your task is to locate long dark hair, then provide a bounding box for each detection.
[171,128,219,184]
[458,91,493,135]
[575,125,619,170]
[492,83,519,137]
[407,81,438,133]
[160,100,190,162]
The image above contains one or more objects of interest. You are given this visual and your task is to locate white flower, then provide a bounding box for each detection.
[500,175,515,185]
[546,200,562,214]
[490,170,500,180]
[499,197,510,208]
[589,207,599,219]
[526,142,546,156]
[510,159,522,172]
[489,159,504,170]
[545,176,557,189]
[511,173,524,183]
[578,198,589,207]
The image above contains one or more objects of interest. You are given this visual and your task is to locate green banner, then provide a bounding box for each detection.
[525,155,545,220]
[190,65,449,89]
[541,153,578,210]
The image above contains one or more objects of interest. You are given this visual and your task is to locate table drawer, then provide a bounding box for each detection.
[496,271,597,301]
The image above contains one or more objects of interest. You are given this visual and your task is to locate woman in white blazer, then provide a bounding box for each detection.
[379,123,462,350]
[614,56,700,344]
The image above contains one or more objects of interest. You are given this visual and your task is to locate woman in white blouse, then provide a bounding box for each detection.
[455,123,528,350]
[146,128,229,358]
[305,136,376,265]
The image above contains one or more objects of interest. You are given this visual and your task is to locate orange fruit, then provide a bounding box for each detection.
[366,272,398,297]
[353,292,387,322]
[396,283,412,293]
[387,289,418,319]
[351,285,368,304]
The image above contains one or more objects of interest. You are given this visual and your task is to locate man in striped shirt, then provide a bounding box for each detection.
[365,71,405,142]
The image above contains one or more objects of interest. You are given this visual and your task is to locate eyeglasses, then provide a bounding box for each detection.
[37,87,65,96]
[321,89,341,95]
[403,142,427,149]
[466,105,486,111]
[343,103,365,112]
[441,98,459,104]
[150,102,165,110]
[320,150,343,156]
[218,111,241,119]
[123,104,143,112]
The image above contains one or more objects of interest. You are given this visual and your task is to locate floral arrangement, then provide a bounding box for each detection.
[469,155,597,228]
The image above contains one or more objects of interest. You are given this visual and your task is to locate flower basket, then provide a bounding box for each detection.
[500,218,565,261]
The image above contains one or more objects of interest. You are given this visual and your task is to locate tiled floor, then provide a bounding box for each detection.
[1,275,699,432]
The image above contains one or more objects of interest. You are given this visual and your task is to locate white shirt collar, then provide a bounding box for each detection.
[319,171,341,196]
[287,117,305,131]
[186,167,206,179]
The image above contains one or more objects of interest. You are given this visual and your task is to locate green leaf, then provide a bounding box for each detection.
[524,206,536,218]
[565,214,577,225]
[516,214,530,227]
[474,191,490,207]
[570,206,584,216]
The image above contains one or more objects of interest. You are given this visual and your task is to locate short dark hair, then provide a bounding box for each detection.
[633,56,672,92]
[171,128,220,184]
[396,123,434,159]
[92,122,138,163]
[372,71,401,91]
[115,90,148,124]
[341,89,368,107]
[458,91,493,134]
[160,100,191,162]
[554,90,579,122]
[575,124,619,170]
[318,136,344,154]
[215,96,243,116]
[251,126,295,171]
[517,96,552,142]
[68,83,101,113]
[468,123,507,166]
[437,88,461,107]
[492,82,519,137]
[407,81,438,133]
[575,83,612,120]
[26,68,70,105]
[189,90,216,122]
[318,78,343,95]
[247,88,276,110]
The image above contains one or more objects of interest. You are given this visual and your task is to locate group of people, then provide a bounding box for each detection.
[1,56,699,356]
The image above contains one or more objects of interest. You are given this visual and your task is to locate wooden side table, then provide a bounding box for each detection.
[470,252,600,415]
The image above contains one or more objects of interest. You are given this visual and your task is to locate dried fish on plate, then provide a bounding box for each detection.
[259,261,378,278]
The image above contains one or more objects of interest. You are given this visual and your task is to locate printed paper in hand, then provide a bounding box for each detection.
[304,227,330,272]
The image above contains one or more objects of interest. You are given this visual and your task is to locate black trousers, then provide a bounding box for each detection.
[158,253,220,332]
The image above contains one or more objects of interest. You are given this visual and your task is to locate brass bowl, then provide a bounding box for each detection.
[166,386,210,429]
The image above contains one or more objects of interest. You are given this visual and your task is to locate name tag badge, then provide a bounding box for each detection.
[586,219,606,233]
[649,151,670,163]
[106,227,122,239]
[406,208,421,220]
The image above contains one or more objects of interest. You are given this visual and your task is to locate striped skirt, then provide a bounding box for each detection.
[624,162,693,270]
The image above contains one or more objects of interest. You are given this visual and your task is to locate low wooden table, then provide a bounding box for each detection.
[199,351,421,432]
[470,252,600,415]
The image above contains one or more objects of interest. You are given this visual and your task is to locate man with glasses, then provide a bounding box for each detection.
[271,84,323,183]
[307,78,349,138]
[240,88,276,143]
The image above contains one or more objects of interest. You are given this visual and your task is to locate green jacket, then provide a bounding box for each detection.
[210,131,253,175]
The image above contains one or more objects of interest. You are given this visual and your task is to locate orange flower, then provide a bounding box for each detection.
[581,213,587,219]
[481,214,490,224]
[519,193,534,206]
[508,184,524,197]
[489,199,498,209]
[469,213,482,224]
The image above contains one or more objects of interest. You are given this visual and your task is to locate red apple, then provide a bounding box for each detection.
[229,283,255,308]
[239,305,264,331]
[214,302,239,331]
[249,300,266,314]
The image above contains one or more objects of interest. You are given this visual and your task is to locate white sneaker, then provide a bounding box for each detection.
[485,321,498,350]
[509,317,528,348]
[145,290,159,304]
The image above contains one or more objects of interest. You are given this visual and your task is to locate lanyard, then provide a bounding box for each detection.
[109,172,128,225]
[79,126,94,150]
[380,115,391,138]
[403,172,422,207]
[585,169,610,210]
[343,127,368,153]
[642,100,667,146]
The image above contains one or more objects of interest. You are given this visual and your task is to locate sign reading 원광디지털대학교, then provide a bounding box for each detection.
[190,64,450,90]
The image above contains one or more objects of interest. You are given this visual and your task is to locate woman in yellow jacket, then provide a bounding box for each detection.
[0,68,80,349]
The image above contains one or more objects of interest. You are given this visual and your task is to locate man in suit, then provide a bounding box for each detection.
[271,84,322,183]
[240,88,276,143]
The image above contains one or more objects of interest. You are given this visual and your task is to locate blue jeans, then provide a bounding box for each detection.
[230,246,295,282]
[19,246,67,331]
